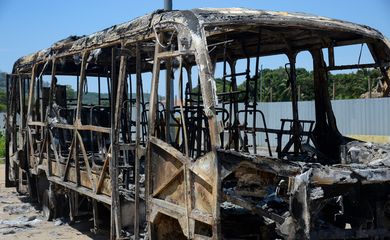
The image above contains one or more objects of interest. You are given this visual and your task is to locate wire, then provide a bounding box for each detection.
[358,43,364,65]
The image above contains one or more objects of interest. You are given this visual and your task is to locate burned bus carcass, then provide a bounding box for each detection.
[5,8,390,239]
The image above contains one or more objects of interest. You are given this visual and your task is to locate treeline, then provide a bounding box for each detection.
[0,68,384,112]
[66,86,152,106]
[0,72,6,111]
[212,68,382,102]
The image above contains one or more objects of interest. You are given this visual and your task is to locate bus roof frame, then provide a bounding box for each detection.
[12,8,390,74]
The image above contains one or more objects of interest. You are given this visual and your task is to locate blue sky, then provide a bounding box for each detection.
[0,0,389,74]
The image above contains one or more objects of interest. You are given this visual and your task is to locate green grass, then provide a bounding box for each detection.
[0,133,5,162]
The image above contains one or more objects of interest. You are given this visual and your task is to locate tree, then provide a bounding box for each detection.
[66,85,76,99]
[0,91,6,111]
[0,72,7,112]
[207,68,381,102]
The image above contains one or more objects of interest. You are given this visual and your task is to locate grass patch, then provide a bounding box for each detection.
[0,132,5,162]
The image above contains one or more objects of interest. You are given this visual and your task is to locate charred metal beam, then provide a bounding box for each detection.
[164,0,172,11]
[134,42,142,240]
[326,62,390,71]
[110,47,119,240]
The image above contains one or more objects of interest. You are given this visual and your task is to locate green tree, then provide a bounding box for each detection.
[0,91,6,111]
[66,85,76,99]
[176,68,382,103]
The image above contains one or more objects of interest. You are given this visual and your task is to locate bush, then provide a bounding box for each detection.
[0,133,5,161]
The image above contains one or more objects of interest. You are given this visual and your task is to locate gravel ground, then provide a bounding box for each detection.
[0,164,108,239]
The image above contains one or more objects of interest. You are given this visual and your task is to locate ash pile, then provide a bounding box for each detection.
[343,141,390,166]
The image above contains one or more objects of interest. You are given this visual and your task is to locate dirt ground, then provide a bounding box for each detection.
[0,164,108,239]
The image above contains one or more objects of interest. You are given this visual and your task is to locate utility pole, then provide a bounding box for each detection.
[333,80,336,100]
[368,77,372,98]
[298,85,301,101]
[259,65,263,102]
[164,0,174,143]
[164,0,172,10]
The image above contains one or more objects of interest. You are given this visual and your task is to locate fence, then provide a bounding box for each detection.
[222,98,390,147]
[1,98,389,145]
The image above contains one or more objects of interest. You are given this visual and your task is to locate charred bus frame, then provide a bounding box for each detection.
[5,8,390,239]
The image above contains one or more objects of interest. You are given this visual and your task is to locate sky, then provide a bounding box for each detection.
[0,0,389,74]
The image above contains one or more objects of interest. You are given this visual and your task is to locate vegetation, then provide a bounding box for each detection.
[0,68,383,110]
[0,72,6,111]
[0,91,6,112]
[0,133,5,160]
[0,68,382,161]
[67,87,152,106]
[194,68,381,102]
[0,72,6,162]
[0,71,6,89]
[329,69,382,99]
